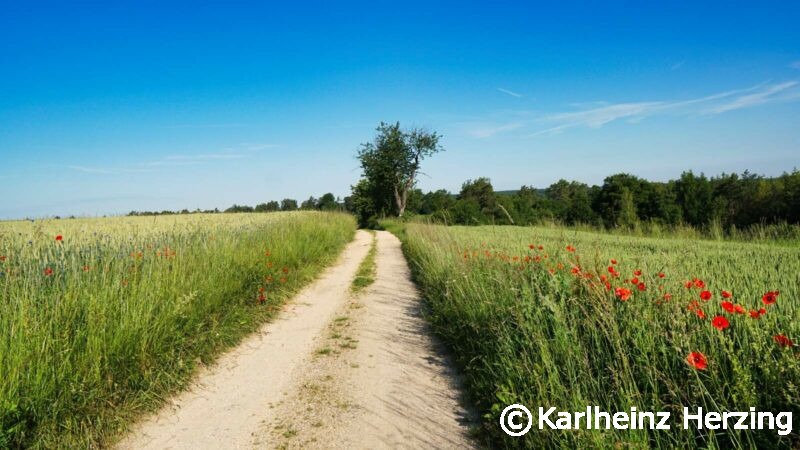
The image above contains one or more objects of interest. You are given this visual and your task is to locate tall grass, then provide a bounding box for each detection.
[394,222,799,448]
[0,212,355,448]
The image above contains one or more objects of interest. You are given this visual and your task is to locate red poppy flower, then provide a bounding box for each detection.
[608,266,616,273]
[663,293,672,301]
[749,310,760,319]
[631,277,639,285]
[566,245,576,253]
[711,316,730,330]
[684,281,694,289]
[44,267,53,276]
[700,290,712,301]
[762,291,779,305]
[610,259,618,265]
[55,235,63,241]
[82,265,90,272]
[693,278,705,288]
[637,282,646,291]
[632,269,641,276]
[686,352,707,370]
[733,304,745,314]
[258,293,266,304]
[721,301,735,313]
[758,308,767,316]
[529,244,535,250]
[0,255,6,261]
[721,290,732,299]
[774,334,794,347]
[615,287,632,301]
[658,272,665,278]
[538,245,543,250]
[695,308,706,319]
[282,267,289,274]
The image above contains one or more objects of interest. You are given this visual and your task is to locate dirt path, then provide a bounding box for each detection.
[117,230,476,449]
[258,231,477,449]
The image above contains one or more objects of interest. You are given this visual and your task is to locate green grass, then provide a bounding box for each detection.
[350,231,377,293]
[390,221,800,449]
[0,211,355,448]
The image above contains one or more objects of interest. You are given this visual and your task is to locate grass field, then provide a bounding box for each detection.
[0,212,355,448]
[391,221,800,448]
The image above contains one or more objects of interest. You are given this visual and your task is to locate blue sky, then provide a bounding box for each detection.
[1,1,799,219]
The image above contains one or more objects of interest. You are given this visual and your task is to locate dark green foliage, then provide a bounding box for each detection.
[396,170,800,232]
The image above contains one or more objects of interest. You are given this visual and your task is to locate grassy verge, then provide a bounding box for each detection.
[386,220,800,449]
[0,212,356,448]
[350,231,377,293]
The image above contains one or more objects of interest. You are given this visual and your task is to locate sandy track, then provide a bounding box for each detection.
[116,230,373,450]
[259,231,477,449]
[117,229,476,449]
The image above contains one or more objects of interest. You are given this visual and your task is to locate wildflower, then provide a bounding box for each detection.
[607,266,616,274]
[749,311,760,319]
[695,308,706,319]
[721,301,735,313]
[658,272,665,278]
[0,256,6,261]
[762,291,779,305]
[566,245,576,253]
[637,282,646,292]
[258,293,266,304]
[694,278,705,288]
[633,269,642,276]
[758,308,767,316]
[529,244,535,250]
[686,352,707,370]
[684,281,694,289]
[610,259,617,265]
[711,316,730,331]
[82,265,90,272]
[733,304,745,315]
[538,245,543,250]
[44,267,53,276]
[615,287,632,301]
[663,293,672,301]
[282,267,289,274]
[631,277,639,285]
[700,290,712,301]
[721,290,732,299]
[774,335,794,348]
[55,235,63,242]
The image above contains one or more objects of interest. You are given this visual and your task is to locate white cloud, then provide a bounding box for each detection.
[525,81,800,137]
[467,122,525,138]
[704,81,799,114]
[497,88,523,98]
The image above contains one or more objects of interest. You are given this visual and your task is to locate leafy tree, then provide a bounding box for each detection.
[280,199,298,211]
[300,196,317,210]
[356,122,443,218]
[317,193,339,211]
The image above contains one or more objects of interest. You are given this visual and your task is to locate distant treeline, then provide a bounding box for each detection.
[130,170,800,234]
[127,194,344,216]
[374,170,800,230]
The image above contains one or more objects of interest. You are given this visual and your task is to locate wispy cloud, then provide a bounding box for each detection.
[497,88,523,98]
[525,81,800,137]
[67,143,278,175]
[671,60,686,71]
[704,81,798,114]
[468,122,525,138]
[68,165,155,175]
